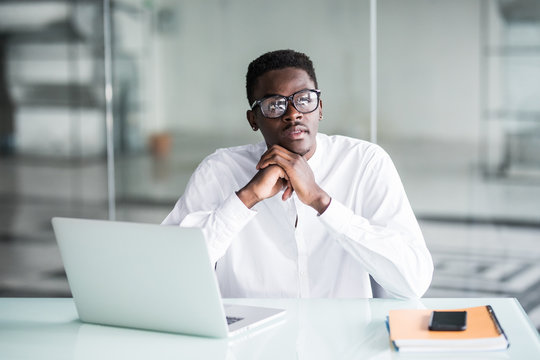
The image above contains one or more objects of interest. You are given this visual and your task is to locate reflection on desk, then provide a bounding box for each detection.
[0,297,539,359]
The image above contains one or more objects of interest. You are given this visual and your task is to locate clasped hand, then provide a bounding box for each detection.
[237,145,331,214]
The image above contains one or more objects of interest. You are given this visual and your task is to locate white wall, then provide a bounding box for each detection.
[149,0,483,144]
[152,0,372,140]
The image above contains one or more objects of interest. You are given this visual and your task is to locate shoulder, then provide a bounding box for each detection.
[317,134,400,185]
[197,141,265,172]
[318,133,389,163]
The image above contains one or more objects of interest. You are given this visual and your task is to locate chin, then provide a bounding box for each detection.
[279,139,310,155]
[286,145,310,157]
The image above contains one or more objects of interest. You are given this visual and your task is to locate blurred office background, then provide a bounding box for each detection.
[0,0,539,331]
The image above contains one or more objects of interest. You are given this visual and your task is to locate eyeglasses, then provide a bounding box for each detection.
[251,89,321,119]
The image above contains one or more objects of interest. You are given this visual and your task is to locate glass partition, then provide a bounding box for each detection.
[0,1,107,296]
[111,0,372,222]
[378,0,540,328]
[1,0,539,331]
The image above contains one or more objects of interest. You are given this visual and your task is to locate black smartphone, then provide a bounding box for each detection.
[428,311,467,331]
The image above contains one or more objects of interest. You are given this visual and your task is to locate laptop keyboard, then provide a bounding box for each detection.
[226,316,244,325]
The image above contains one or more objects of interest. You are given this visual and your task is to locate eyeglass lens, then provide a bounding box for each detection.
[260,90,319,118]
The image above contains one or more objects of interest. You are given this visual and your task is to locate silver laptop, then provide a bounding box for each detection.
[51,217,285,338]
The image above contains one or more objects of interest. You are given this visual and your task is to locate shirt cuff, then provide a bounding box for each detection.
[318,198,356,235]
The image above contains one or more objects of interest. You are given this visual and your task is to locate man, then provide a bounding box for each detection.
[163,49,433,299]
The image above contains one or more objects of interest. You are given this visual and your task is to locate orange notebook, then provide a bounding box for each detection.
[387,305,509,352]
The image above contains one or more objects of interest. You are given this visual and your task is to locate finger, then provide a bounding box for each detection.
[282,181,294,201]
[265,163,288,180]
[257,146,295,170]
[258,155,287,171]
[258,152,297,171]
[282,187,291,201]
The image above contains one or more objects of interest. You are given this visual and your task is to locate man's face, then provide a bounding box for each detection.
[247,67,322,160]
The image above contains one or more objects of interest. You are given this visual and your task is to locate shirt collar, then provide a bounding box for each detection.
[307,133,324,169]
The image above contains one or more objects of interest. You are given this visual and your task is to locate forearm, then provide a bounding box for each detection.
[236,186,260,209]
[319,199,433,298]
[308,187,332,215]
[164,193,257,264]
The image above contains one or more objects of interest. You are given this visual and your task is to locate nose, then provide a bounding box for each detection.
[281,101,302,122]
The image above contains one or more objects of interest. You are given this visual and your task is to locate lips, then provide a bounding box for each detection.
[282,125,308,140]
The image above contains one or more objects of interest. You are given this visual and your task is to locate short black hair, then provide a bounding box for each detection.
[246,49,318,105]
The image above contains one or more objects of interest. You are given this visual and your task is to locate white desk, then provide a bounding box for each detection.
[1,297,539,359]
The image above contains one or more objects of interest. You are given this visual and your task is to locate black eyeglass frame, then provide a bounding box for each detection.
[250,89,321,119]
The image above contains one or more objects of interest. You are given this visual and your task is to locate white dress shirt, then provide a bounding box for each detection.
[162,133,433,298]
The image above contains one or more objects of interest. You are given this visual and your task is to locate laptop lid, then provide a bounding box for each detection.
[52,217,231,337]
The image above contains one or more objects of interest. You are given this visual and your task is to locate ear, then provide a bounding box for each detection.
[246,110,258,131]
[318,99,323,120]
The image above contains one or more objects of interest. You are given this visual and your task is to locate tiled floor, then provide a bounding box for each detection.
[1,135,539,332]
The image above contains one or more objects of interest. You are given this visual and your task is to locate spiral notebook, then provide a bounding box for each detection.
[387,305,509,352]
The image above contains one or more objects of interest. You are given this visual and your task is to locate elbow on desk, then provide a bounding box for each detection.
[385,253,434,299]
[405,254,434,299]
